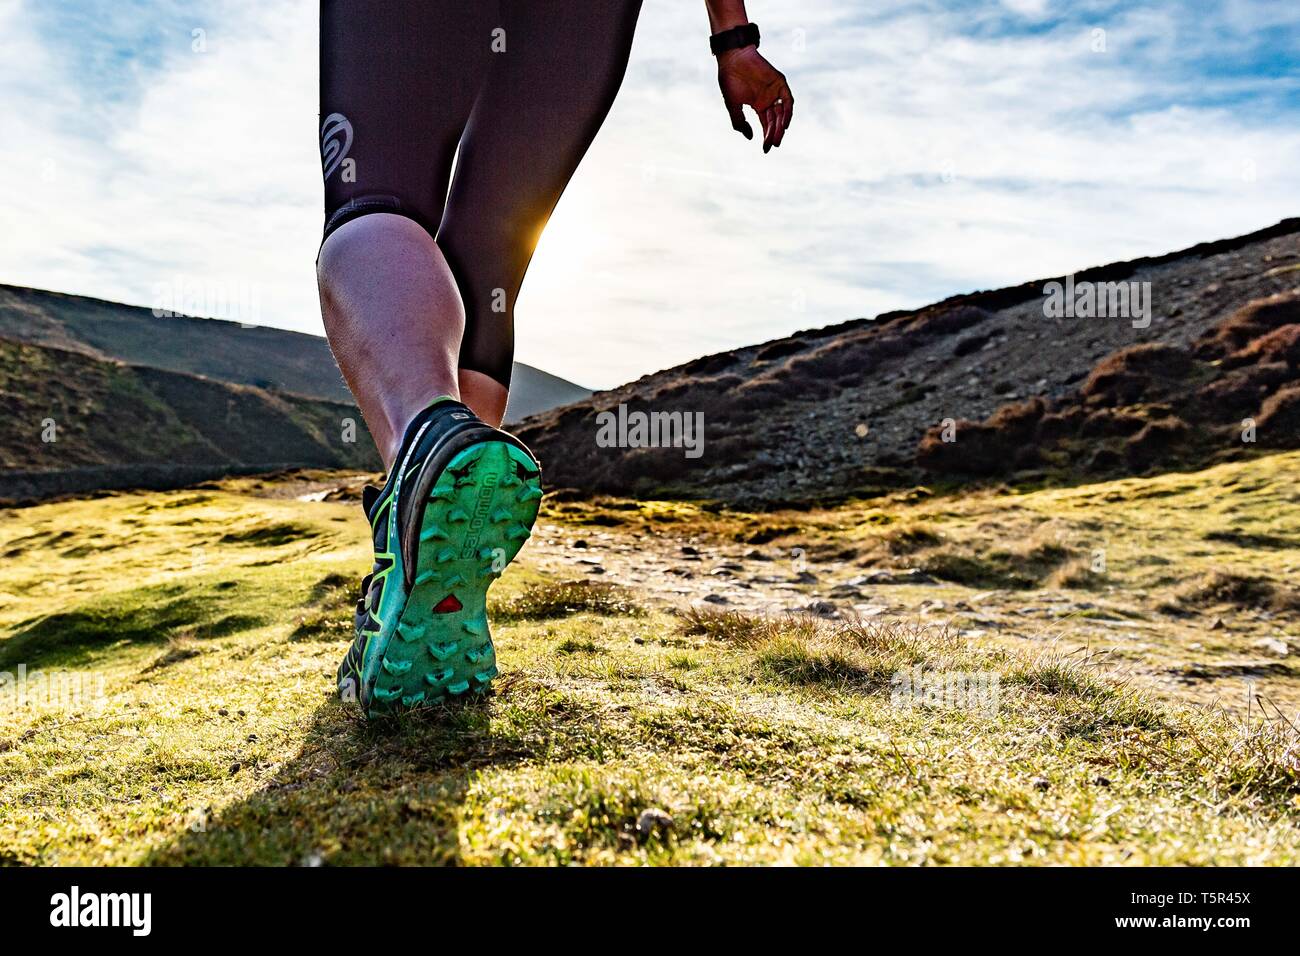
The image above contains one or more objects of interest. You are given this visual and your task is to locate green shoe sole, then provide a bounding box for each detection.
[365,440,542,718]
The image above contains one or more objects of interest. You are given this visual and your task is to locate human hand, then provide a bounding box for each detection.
[717,46,793,152]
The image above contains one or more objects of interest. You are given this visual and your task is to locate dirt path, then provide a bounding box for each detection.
[262,470,1298,714]
[527,521,1297,714]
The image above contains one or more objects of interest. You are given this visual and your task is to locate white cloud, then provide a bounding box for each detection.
[1001,0,1050,18]
[2,0,1298,389]
[0,0,320,324]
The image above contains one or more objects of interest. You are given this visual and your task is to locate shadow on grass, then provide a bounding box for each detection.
[148,673,613,865]
[2,571,362,670]
[0,585,266,670]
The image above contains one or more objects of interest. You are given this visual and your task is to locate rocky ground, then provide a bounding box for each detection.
[527,509,1300,714]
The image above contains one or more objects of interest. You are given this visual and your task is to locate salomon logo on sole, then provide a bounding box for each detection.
[460,473,499,558]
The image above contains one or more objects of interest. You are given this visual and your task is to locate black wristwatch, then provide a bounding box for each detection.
[710,22,760,56]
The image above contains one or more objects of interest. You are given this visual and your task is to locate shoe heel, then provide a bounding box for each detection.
[366,441,542,715]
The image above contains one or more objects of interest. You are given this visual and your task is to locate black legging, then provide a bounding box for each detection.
[319,0,643,388]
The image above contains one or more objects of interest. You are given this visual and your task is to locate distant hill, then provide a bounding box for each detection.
[516,218,1300,504]
[0,337,380,501]
[0,284,591,422]
[504,364,592,424]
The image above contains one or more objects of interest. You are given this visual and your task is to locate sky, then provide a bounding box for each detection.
[1,0,1298,389]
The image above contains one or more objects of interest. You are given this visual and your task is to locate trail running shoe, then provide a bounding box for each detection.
[337,399,542,718]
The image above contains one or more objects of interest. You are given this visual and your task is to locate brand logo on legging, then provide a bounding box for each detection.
[320,113,354,181]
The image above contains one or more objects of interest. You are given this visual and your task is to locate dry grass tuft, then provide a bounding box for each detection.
[494,580,646,621]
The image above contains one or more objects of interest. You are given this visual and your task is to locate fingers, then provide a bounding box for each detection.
[760,80,794,152]
[771,89,793,149]
[724,77,793,152]
[726,99,753,140]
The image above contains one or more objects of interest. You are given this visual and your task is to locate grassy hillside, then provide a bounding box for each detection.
[0,338,380,498]
[1,454,1297,865]
[517,219,1300,504]
[0,283,590,421]
[917,291,1300,479]
[0,283,353,402]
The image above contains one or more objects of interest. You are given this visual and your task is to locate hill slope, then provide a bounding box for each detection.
[517,218,1300,504]
[0,338,379,500]
[0,284,590,422]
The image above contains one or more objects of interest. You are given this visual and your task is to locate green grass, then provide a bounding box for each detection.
[0,468,1298,865]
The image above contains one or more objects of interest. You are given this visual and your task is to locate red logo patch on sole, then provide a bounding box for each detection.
[432,594,463,614]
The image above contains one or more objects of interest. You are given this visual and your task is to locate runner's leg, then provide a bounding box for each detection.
[317,0,497,465]
[439,0,644,426]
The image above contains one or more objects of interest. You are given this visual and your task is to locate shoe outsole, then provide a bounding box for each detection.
[364,440,541,718]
